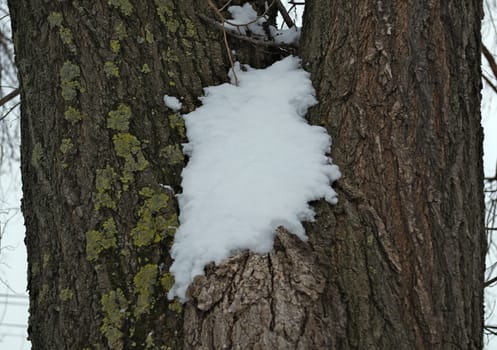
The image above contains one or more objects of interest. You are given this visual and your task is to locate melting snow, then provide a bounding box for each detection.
[224,3,301,45]
[163,95,182,112]
[168,56,340,301]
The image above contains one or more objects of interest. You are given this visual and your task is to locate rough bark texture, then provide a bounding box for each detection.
[301,0,485,348]
[184,1,486,350]
[9,0,228,348]
[9,0,485,349]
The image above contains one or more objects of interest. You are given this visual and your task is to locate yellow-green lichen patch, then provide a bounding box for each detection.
[104,61,120,78]
[112,133,149,187]
[160,144,184,165]
[141,64,151,74]
[108,0,133,16]
[60,61,81,101]
[59,288,74,301]
[86,217,118,261]
[95,165,118,211]
[59,27,76,51]
[114,21,127,40]
[64,106,83,124]
[168,298,182,314]
[37,283,49,305]
[48,12,63,28]
[131,188,173,246]
[110,40,121,54]
[107,104,131,131]
[42,254,50,269]
[133,264,158,317]
[166,19,180,34]
[160,272,174,292]
[60,138,74,155]
[163,48,179,64]
[155,0,174,24]
[184,18,196,38]
[31,142,44,168]
[101,288,128,350]
[168,114,185,138]
[145,29,154,44]
[181,38,193,56]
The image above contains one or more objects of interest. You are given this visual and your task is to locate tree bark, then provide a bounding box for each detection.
[184,1,486,349]
[9,0,485,349]
[301,0,485,348]
[8,1,231,348]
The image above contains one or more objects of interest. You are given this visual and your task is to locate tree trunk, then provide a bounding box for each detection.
[300,0,484,348]
[184,1,485,349]
[8,0,232,348]
[9,0,485,349]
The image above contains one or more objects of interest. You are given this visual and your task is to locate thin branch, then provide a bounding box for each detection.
[0,101,20,122]
[483,73,497,95]
[485,275,497,287]
[0,88,19,108]
[218,0,233,12]
[222,0,277,30]
[198,13,297,49]
[276,0,295,28]
[482,43,497,83]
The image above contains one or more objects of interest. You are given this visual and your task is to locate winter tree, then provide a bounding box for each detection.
[7,0,485,349]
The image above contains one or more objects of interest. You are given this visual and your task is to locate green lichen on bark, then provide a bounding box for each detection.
[145,29,154,44]
[59,27,75,51]
[110,40,121,54]
[37,283,49,305]
[107,104,131,131]
[60,61,81,101]
[95,165,118,211]
[86,218,118,261]
[31,142,44,168]
[154,0,174,24]
[131,187,175,246]
[108,0,133,16]
[48,12,76,52]
[168,298,182,314]
[59,288,74,301]
[168,114,185,138]
[160,272,174,292]
[101,288,128,350]
[64,106,83,124]
[141,64,151,74]
[184,18,196,38]
[112,133,149,187]
[60,138,74,154]
[160,144,184,165]
[47,12,63,28]
[163,48,179,64]
[133,264,158,317]
[114,21,127,40]
[104,61,120,78]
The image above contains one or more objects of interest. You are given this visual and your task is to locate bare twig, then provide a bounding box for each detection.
[276,0,295,28]
[0,88,19,108]
[483,73,497,95]
[483,43,497,83]
[218,0,233,12]
[198,13,297,49]
[486,275,497,287]
[0,101,20,122]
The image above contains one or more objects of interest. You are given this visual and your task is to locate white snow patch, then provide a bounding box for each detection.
[224,3,301,44]
[168,56,340,301]
[163,95,182,111]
